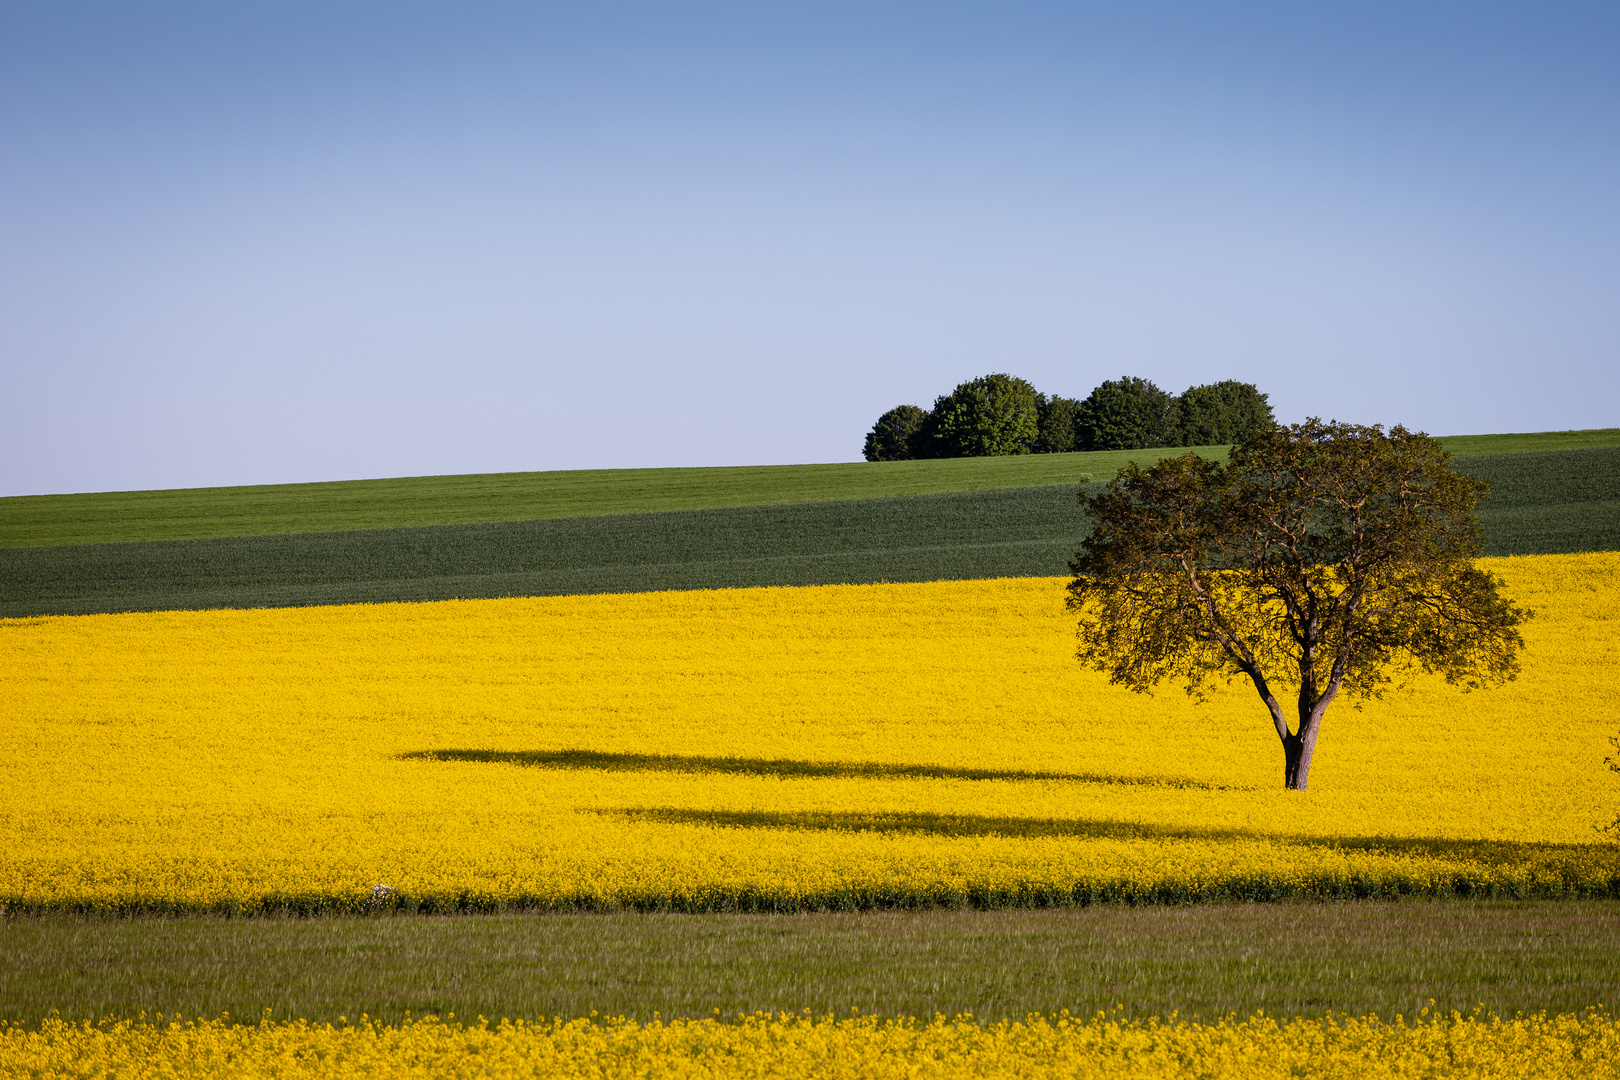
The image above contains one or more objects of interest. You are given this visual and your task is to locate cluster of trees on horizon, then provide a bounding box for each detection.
[862,374,1275,462]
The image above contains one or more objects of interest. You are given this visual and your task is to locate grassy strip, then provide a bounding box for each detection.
[2,447,1616,618]
[1431,427,1620,456]
[2,902,1617,1026]
[6,429,1617,549]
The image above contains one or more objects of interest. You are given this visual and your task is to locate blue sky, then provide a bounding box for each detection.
[3,2,1616,495]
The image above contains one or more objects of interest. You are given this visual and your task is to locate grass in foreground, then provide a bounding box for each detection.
[2,903,1617,1026]
[4,428,1615,549]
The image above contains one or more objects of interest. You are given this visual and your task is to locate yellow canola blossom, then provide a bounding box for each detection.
[2,553,1617,914]
[4,1010,1618,1080]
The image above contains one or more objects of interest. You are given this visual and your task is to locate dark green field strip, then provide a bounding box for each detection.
[0,485,1091,617]
[1461,446,1620,506]
[0,447,1196,549]
[1455,446,1620,555]
[2,903,1617,1027]
[3,447,1617,618]
[5,429,1616,549]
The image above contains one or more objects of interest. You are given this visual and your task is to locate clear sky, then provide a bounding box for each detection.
[3,2,1616,496]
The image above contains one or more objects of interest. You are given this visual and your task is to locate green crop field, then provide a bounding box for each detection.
[0,485,1084,616]
[4,428,1616,549]
[1453,447,1620,554]
[1428,427,1620,457]
[2,445,1616,617]
[0,447,1198,549]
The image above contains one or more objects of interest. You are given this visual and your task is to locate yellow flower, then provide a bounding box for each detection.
[3,1010,1617,1079]
[1,553,1616,914]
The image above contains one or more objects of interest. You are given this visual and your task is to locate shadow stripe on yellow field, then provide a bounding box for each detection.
[593,807,1620,871]
[398,748,1231,791]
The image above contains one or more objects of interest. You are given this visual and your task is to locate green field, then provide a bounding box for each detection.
[3,903,1616,1028]
[3,446,1616,617]
[1460,446,1620,554]
[0,447,1192,549]
[0,485,1084,616]
[1428,427,1620,457]
[4,428,1616,549]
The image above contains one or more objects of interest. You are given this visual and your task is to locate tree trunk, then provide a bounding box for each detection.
[1282,734,1310,789]
[1244,668,1329,790]
[1282,708,1325,790]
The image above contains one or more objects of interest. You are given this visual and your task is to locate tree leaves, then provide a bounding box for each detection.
[1067,419,1533,788]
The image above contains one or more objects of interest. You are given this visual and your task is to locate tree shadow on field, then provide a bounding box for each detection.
[398,748,1230,791]
[590,807,1620,870]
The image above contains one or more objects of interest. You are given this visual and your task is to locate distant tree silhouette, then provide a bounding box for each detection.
[1077,376,1179,450]
[1037,395,1083,454]
[1177,380,1275,446]
[862,404,929,462]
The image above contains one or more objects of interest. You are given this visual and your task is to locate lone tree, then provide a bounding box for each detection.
[1067,419,1530,790]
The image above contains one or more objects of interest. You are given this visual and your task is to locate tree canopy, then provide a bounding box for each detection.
[1076,376,1180,451]
[860,374,1274,460]
[1176,380,1274,446]
[862,404,929,462]
[926,373,1041,457]
[1037,395,1082,454]
[1067,419,1531,790]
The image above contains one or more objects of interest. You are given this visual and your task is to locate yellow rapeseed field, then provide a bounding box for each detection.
[2,552,1617,914]
[4,1010,1618,1079]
